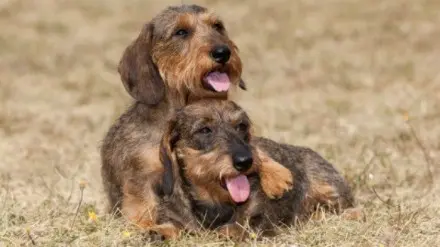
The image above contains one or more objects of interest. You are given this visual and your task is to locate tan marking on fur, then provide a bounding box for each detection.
[199,12,217,24]
[150,223,183,240]
[256,147,294,199]
[178,13,196,29]
[308,181,340,206]
[121,188,157,229]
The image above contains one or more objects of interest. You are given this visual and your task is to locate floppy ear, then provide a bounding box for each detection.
[159,118,180,196]
[118,23,165,105]
[239,78,247,90]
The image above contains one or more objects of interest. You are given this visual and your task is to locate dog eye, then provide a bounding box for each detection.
[174,29,189,37]
[236,123,248,132]
[213,22,224,32]
[197,127,212,135]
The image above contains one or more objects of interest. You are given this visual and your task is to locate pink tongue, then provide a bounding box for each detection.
[204,72,231,92]
[225,175,250,203]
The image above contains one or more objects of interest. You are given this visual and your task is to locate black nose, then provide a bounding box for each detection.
[232,151,253,172]
[210,45,231,64]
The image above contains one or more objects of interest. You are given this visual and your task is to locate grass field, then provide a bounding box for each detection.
[1,0,440,246]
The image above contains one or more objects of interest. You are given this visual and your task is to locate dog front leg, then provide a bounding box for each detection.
[255,148,294,199]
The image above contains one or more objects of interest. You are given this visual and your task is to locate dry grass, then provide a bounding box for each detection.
[1,0,440,246]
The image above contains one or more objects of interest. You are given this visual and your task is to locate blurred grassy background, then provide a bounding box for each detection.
[0,0,439,246]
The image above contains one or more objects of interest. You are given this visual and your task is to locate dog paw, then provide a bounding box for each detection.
[147,223,182,240]
[341,207,365,222]
[259,157,294,199]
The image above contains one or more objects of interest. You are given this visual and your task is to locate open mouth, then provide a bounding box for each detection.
[203,70,231,92]
[220,175,250,203]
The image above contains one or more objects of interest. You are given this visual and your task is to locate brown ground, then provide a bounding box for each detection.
[1,0,440,246]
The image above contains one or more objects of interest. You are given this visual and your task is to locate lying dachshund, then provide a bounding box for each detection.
[155,99,355,239]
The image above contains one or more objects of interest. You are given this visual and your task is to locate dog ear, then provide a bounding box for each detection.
[118,23,165,105]
[239,78,247,90]
[159,117,180,196]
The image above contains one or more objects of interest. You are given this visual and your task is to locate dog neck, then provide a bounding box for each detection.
[168,87,230,107]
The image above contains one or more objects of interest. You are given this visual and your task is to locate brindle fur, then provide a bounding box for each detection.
[101,5,293,239]
[159,100,354,239]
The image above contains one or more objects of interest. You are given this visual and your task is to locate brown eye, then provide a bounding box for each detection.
[213,22,224,32]
[197,127,212,135]
[174,28,189,37]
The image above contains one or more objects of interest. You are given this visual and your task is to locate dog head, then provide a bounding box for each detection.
[119,5,245,105]
[160,100,258,204]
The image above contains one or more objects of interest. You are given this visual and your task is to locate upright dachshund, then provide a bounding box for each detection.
[158,100,355,239]
[101,5,293,238]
